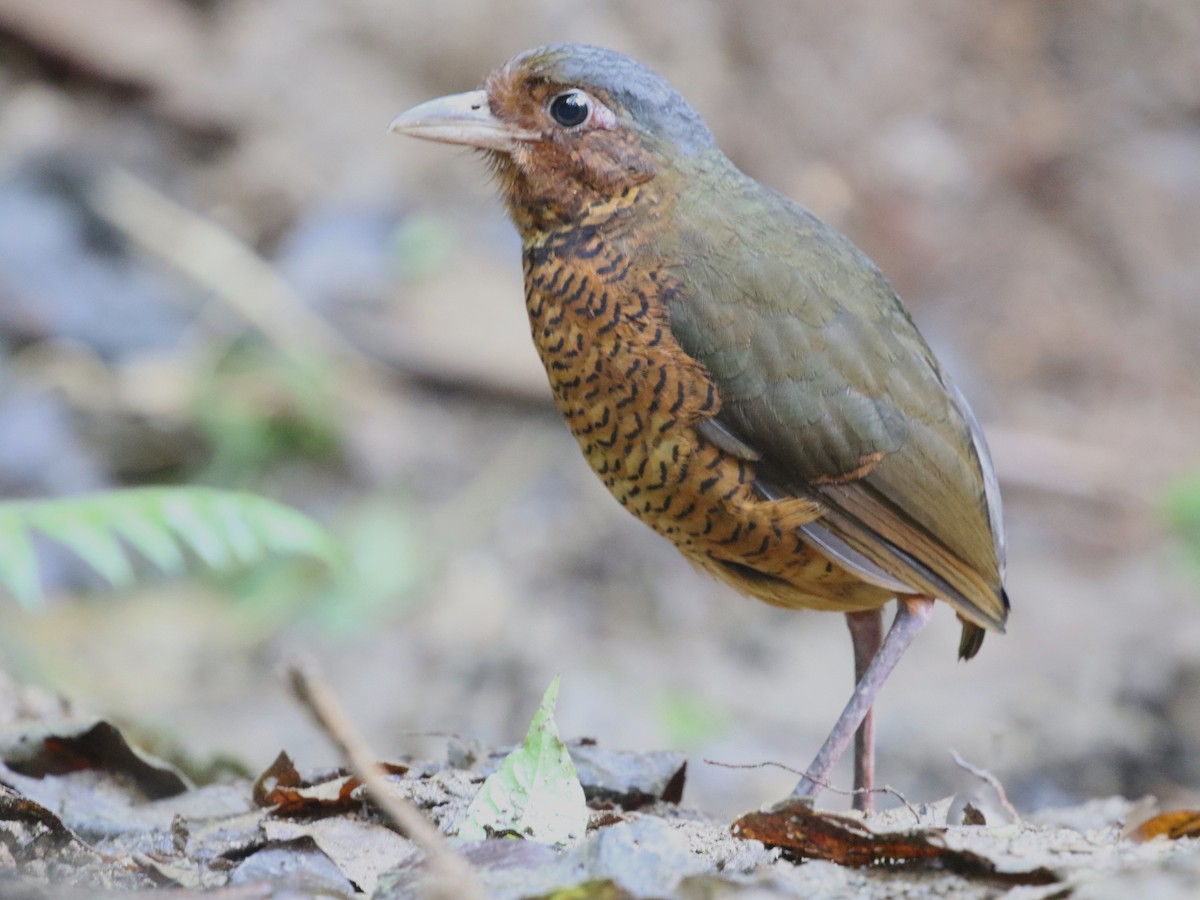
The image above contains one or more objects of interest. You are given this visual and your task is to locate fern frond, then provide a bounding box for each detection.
[0,488,340,607]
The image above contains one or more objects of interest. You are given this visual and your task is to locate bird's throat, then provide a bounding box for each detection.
[506,169,658,239]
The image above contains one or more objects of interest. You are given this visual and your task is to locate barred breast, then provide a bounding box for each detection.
[521,191,894,614]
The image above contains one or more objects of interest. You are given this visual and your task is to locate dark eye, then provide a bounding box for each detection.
[549,90,591,128]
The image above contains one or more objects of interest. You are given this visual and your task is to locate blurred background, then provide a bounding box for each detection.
[1,0,1199,817]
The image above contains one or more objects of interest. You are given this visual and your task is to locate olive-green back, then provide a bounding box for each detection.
[663,160,1008,632]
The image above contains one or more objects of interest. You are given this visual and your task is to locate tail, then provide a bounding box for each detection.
[957,587,1010,660]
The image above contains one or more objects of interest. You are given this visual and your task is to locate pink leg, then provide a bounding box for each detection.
[791,597,935,804]
[845,609,884,811]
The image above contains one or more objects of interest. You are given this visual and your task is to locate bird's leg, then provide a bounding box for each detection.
[791,596,935,804]
[845,609,884,811]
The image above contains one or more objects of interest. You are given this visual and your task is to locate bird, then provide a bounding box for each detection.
[389,43,1008,811]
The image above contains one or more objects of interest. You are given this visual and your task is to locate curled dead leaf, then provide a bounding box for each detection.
[252,750,408,817]
[1,719,188,800]
[1130,810,1200,842]
[962,803,987,826]
[732,800,1060,887]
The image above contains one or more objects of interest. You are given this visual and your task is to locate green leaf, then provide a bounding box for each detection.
[32,514,135,588]
[204,491,268,565]
[231,492,338,562]
[110,505,187,575]
[0,487,341,607]
[459,677,589,846]
[0,510,41,606]
[159,492,236,569]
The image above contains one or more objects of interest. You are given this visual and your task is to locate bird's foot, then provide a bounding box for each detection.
[788,597,935,807]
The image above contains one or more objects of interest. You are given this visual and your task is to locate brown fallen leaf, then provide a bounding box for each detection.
[1130,810,1200,842]
[962,803,988,826]
[1,719,188,800]
[0,784,94,853]
[252,750,408,816]
[732,800,1060,887]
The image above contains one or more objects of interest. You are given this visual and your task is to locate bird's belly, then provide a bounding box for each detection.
[527,281,893,614]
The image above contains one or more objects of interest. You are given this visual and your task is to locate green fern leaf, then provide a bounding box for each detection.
[0,487,340,607]
[158,491,237,569]
[109,503,187,575]
[208,491,268,564]
[32,513,136,589]
[0,511,41,607]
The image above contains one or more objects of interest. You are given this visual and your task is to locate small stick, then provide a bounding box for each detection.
[703,758,920,824]
[287,663,486,900]
[950,749,1020,823]
[91,169,364,364]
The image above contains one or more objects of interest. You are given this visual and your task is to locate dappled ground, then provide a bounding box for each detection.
[3,673,1200,898]
[2,0,1200,895]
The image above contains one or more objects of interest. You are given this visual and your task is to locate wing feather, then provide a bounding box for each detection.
[668,176,1008,633]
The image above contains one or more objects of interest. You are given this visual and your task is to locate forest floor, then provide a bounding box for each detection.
[2,0,1200,896]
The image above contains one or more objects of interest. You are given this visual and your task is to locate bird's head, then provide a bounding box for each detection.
[390,44,720,228]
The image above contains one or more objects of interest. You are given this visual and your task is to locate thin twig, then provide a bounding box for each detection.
[90,168,370,366]
[88,167,564,415]
[702,758,920,824]
[287,662,485,900]
[950,749,1020,823]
